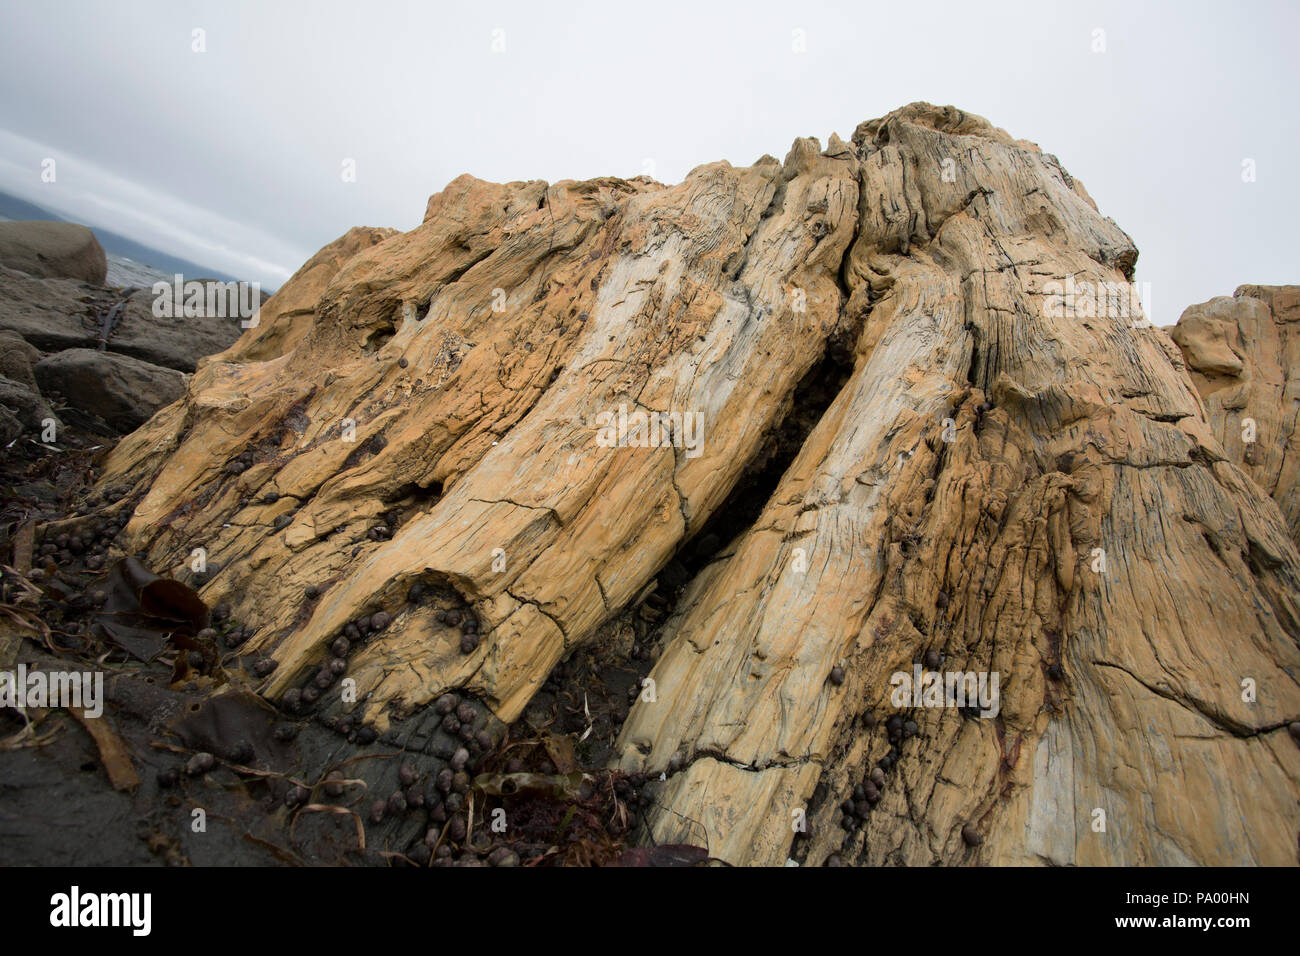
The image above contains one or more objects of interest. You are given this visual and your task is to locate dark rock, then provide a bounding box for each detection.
[34,348,185,432]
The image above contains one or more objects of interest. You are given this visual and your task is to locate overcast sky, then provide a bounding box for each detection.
[0,0,1295,323]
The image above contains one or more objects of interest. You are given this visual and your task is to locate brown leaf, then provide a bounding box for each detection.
[66,706,139,792]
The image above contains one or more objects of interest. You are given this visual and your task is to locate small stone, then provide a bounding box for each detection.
[451,771,470,793]
[228,740,254,763]
[829,666,845,686]
[442,714,460,734]
[211,604,230,623]
[398,357,409,369]
[197,627,218,642]
[409,842,431,865]
[961,823,984,847]
[924,649,942,669]
[405,786,425,809]
[869,767,886,788]
[324,771,346,797]
[273,723,298,742]
[387,792,407,815]
[448,815,467,842]
[370,611,391,631]
[903,719,919,738]
[408,582,426,602]
[398,763,417,787]
[332,636,351,657]
[329,657,347,675]
[186,752,215,776]
[460,635,478,654]
[444,792,463,814]
[456,702,477,724]
[936,590,950,609]
[313,669,333,689]
[450,747,470,772]
[356,726,377,745]
[301,686,319,704]
[864,781,880,803]
[435,768,454,793]
[475,730,493,751]
[305,585,320,599]
[435,693,458,715]
[284,785,308,807]
[488,847,519,867]
[369,800,386,824]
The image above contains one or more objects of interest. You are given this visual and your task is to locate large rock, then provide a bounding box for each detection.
[1171,285,1300,543]
[35,347,186,432]
[0,267,248,372]
[0,329,41,393]
[0,221,107,284]
[0,372,56,435]
[97,103,1300,867]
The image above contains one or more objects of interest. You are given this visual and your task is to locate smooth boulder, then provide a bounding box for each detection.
[0,221,107,284]
[34,347,185,432]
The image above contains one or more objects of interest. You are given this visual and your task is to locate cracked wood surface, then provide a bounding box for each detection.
[101,103,1300,866]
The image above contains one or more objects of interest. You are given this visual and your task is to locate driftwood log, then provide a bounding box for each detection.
[99,103,1300,866]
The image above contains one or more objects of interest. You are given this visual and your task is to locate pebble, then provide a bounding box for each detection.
[475,730,493,750]
[924,649,942,669]
[186,752,215,776]
[369,800,386,824]
[356,726,377,745]
[435,768,454,793]
[869,767,886,788]
[936,590,950,609]
[460,635,479,654]
[435,693,458,715]
[488,847,519,867]
[280,688,302,711]
[442,714,461,734]
[1047,663,1064,681]
[903,719,919,738]
[305,585,320,599]
[324,771,345,797]
[408,843,430,865]
[387,792,407,815]
[197,627,218,642]
[456,702,477,724]
[450,747,470,771]
[228,740,254,763]
[332,636,350,657]
[961,823,984,847]
[329,657,347,675]
[398,357,409,369]
[829,666,845,686]
[370,611,391,631]
[284,785,308,807]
